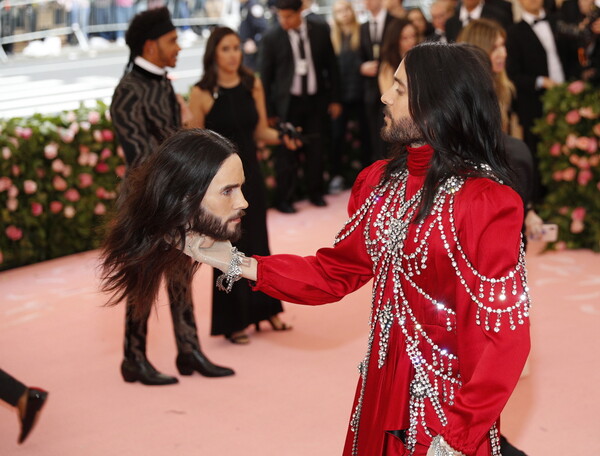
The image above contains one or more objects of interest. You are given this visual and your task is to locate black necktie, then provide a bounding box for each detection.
[296,30,308,96]
[371,20,378,43]
[533,17,547,25]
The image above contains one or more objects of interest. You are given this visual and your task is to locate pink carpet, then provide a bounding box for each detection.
[1,190,599,455]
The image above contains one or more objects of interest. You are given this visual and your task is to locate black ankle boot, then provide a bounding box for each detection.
[121,358,179,386]
[176,350,235,377]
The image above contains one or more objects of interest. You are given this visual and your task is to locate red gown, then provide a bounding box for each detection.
[252,145,531,456]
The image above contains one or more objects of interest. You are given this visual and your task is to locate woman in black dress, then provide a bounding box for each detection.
[188,27,296,344]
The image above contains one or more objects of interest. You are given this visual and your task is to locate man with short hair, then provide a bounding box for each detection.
[259,0,342,213]
[428,0,452,42]
[446,0,512,41]
[109,8,234,385]
[189,42,531,455]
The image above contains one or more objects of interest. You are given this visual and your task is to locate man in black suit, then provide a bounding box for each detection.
[259,0,341,213]
[359,0,395,165]
[506,0,570,201]
[446,0,513,42]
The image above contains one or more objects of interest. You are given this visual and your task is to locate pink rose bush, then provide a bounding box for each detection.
[1,103,123,270]
[533,80,600,251]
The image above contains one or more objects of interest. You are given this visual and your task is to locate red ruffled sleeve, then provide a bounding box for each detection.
[251,161,388,305]
[440,179,531,455]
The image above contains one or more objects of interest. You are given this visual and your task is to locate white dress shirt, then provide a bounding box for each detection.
[287,20,317,96]
[522,10,565,87]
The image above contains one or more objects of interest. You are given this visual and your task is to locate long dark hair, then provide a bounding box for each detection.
[100,129,237,317]
[380,19,415,71]
[197,27,255,93]
[383,42,514,222]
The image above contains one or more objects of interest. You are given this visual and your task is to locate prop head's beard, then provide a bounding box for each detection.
[381,107,424,146]
[189,208,245,243]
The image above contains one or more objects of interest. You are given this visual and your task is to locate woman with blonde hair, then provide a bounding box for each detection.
[329,0,367,191]
[457,18,515,131]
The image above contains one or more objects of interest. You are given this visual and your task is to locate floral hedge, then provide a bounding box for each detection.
[1,102,364,271]
[534,80,600,252]
[0,103,124,271]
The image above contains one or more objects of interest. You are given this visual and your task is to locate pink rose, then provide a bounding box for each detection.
[570,220,584,233]
[577,156,590,169]
[572,207,586,221]
[16,126,33,140]
[69,122,79,134]
[562,167,576,181]
[102,130,114,142]
[569,154,580,166]
[0,177,12,192]
[265,176,276,189]
[65,111,76,123]
[77,153,89,167]
[94,202,107,215]
[64,206,76,218]
[64,188,80,202]
[115,165,126,178]
[566,134,578,149]
[550,143,561,156]
[2,147,11,159]
[78,173,93,188]
[59,129,75,144]
[50,201,63,214]
[52,159,65,173]
[546,113,556,125]
[578,169,593,186]
[100,148,112,160]
[23,179,37,194]
[558,206,569,215]
[96,187,108,199]
[567,80,585,94]
[565,110,581,125]
[95,162,110,173]
[88,111,101,124]
[88,153,98,167]
[7,198,18,211]
[5,225,23,241]
[31,202,43,216]
[62,165,72,177]
[105,191,117,200]
[93,130,103,142]
[116,146,125,159]
[586,139,598,154]
[104,110,111,122]
[589,155,600,166]
[8,185,18,198]
[12,165,20,177]
[79,145,90,155]
[44,143,58,159]
[579,107,596,119]
[594,123,600,136]
[80,121,90,132]
[53,175,68,191]
[576,136,590,150]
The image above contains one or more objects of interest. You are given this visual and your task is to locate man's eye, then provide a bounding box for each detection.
[222,189,233,196]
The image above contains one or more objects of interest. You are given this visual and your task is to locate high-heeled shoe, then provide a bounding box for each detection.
[176,349,235,377]
[18,387,48,444]
[225,332,250,344]
[255,316,292,332]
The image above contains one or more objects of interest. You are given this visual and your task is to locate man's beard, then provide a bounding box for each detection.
[380,108,424,146]
[189,208,245,243]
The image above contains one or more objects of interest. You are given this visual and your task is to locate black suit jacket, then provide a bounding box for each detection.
[259,18,341,119]
[359,12,395,103]
[446,3,512,42]
[506,17,570,130]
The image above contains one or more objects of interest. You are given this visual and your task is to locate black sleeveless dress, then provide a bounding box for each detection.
[203,82,284,335]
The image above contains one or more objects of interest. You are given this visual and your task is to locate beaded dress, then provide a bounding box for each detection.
[253,145,531,456]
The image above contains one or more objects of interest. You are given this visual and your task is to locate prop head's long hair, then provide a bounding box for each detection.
[100,129,237,319]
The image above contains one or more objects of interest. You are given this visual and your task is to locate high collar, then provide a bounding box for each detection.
[406,144,433,176]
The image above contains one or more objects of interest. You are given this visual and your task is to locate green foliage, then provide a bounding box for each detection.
[533,80,600,252]
[0,102,124,270]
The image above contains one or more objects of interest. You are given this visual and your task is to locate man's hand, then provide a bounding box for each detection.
[181,234,233,272]
[328,102,343,120]
[360,60,379,77]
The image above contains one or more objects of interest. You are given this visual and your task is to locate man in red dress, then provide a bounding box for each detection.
[185,43,531,456]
